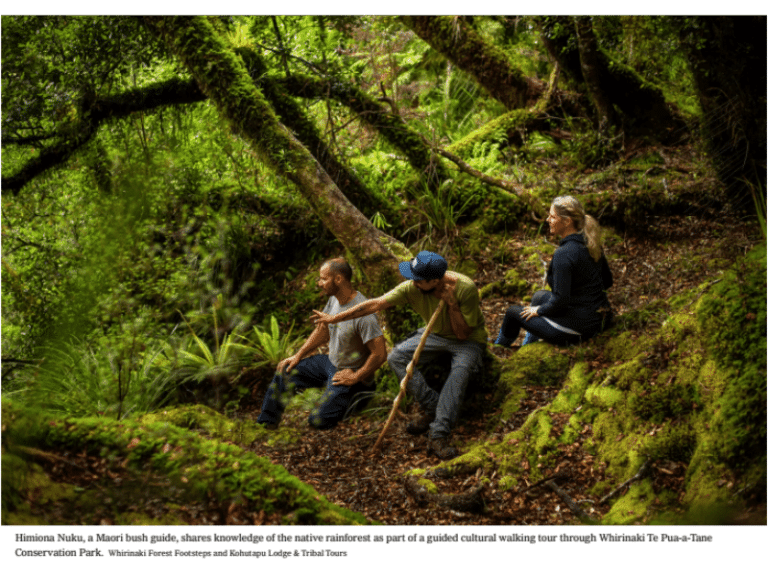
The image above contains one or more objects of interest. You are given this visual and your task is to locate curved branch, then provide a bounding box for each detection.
[2,120,98,195]
[2,77,207,195]
[235,47,394,219]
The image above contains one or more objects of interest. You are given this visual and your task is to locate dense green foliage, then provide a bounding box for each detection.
[1,16,765,525]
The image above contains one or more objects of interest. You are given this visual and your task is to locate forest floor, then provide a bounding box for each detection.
[242,209,761,526]
[13,210,762,526]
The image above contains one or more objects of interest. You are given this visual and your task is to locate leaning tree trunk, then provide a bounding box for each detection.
[275,72,452,189]
[401,15,544,110]
[144,16,410,294]
[234,47,397,222]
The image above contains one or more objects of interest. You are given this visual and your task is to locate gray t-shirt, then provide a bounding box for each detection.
[323,291,383,371]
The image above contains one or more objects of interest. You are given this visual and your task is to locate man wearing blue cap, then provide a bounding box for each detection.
[311,251,487,460]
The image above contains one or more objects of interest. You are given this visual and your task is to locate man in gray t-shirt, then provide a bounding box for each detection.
[257,258,386,430]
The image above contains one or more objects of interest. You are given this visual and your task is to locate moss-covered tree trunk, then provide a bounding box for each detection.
[144,16,410,293]
[536,16,687,142]
[574,17,614,134]
[276,72,451,189]
[235,48,396,222]
[401,15,543,110]
[673,16,766,210]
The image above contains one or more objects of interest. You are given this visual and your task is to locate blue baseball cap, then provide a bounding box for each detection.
[399,251,448,281]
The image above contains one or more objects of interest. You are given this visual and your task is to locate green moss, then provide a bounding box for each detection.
[417,478,439,494]
[695,244,766,471]
[521,242,555,263]
[2,455,80,525]
[604,332,650,363]
[682,452,733,508]
[629,381,698,423]
[590,407,653,491]
[2,399,368,526]
[496,344,570,392]
[497,475,519,491]
[549,361,591,413]
[479,267,530,299]
[601,479,655,524]
[448,109,532,158]
[610,358,650,391]
[490,344,569,429]
[644,423,697,462]
[140,404,301,447]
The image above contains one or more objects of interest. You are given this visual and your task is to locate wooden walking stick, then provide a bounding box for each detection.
[371,299,446,454]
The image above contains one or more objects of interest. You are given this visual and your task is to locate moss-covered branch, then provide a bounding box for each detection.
[2,77,208,195]
[235,47,396,221]
[2,400,368,525]
[401,16,541,110]
[144,16,409,295]
[275,72,451,186]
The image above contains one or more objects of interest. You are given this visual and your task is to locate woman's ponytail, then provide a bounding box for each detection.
[582,214,603,262]
[551,196,603,262]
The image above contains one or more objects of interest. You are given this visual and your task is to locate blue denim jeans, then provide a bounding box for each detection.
[387,329,484,439]
[257,354,373,429]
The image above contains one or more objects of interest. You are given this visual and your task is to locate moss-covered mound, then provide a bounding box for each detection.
[411,245,766,524]
[1,399,368,525]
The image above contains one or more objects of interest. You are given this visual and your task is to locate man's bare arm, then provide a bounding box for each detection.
[277,323,330,373]
[311,296,392,326]
[331,335,388,386]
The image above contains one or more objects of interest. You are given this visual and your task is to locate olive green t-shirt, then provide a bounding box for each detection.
[383,273,487,345]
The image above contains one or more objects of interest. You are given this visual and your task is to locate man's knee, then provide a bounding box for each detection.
[387,343,412,370]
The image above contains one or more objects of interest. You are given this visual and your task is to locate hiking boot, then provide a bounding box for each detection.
[428,437,459,460]
[258,422,278,431]
[406,412,435,435]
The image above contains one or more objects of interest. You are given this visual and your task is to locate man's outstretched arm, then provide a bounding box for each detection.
[311,296,392,326]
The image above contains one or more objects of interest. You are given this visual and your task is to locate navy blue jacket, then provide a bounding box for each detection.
[536,233,613,335]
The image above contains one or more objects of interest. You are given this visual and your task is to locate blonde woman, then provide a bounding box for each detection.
[495,196,613,347]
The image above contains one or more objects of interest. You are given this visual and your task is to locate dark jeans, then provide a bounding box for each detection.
[499,290,584,347]
[257,354,373,429]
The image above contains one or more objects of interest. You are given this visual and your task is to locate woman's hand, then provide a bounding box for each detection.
[520,306,539,321]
